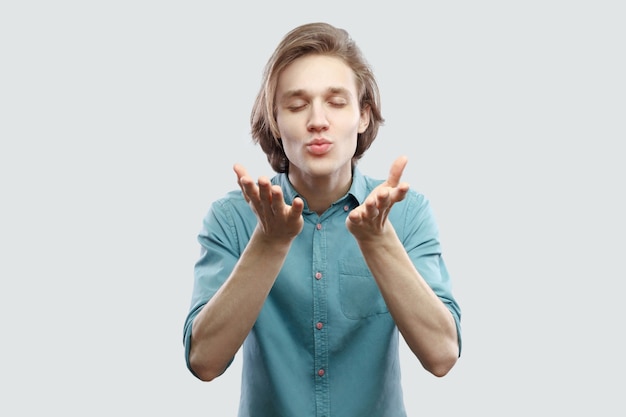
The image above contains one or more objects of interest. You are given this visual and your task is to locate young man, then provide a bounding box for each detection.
[183,22,462,417]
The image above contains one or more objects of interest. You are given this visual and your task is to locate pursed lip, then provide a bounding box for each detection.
[307,138,331,146]
[306,138,332,155]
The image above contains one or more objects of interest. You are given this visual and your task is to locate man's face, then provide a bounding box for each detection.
[275,54,369,183]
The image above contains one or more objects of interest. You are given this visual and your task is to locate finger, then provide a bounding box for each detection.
[233,163,250,184]
[241,182,263,207]
[347,209,363,224]
[289,196,305,219]
[364,197,380,219]
[389,182,410,204]
[234,164,254,202]
[258,176,272,205]
[375,188,391,211]
[386,155,408,187]
[270,185,285,213]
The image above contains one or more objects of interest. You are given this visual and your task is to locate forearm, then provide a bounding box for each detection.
[189,228,292,381]
[356,227,459,377]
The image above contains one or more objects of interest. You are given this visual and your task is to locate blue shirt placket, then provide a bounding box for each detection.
[311,213,330,417]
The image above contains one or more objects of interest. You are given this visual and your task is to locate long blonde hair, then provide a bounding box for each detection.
[250,22,385,173]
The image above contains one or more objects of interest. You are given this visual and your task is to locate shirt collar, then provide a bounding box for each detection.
[346,167,369,205]
[273,167,369,207]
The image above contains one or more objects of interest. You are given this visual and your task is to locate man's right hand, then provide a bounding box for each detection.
[234,164,304,242]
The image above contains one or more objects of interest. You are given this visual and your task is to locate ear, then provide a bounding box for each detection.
[358,106,371,134]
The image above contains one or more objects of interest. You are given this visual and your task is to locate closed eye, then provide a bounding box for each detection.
[329,99,347,107]
[287,103,307,111]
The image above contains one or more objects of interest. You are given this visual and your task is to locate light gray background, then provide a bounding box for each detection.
[1,1,624,415]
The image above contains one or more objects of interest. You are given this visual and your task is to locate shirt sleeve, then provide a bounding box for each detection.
[393,191,463,356]
[182,195,254,375]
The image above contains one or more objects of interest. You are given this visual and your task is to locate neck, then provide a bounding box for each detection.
[288,168,353,216]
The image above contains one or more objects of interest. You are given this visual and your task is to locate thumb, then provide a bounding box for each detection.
[386,156,408,187]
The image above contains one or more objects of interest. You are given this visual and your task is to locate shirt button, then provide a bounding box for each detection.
[316,322,323,330]
[318,369,325,377]
[343,205,349,211]
[316,223,322,230]
[315,272,322,280]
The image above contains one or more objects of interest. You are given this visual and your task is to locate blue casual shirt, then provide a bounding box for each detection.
[183,168,462,417]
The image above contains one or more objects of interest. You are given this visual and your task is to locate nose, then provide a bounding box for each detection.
[306,101,329,132]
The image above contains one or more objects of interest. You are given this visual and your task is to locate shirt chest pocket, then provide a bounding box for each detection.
[338,260,389,319]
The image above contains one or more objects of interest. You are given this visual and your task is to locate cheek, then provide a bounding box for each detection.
[275,112,298,139]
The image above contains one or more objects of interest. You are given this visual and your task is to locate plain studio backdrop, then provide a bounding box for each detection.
[1,1,624,415]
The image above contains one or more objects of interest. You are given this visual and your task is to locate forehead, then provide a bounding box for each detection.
[276,54,359,96]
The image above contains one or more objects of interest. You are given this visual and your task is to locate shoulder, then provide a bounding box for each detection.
[202,189,254,228]
[197,190,257,251]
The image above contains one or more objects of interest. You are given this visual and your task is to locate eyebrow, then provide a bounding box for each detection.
[279,87,352,101]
